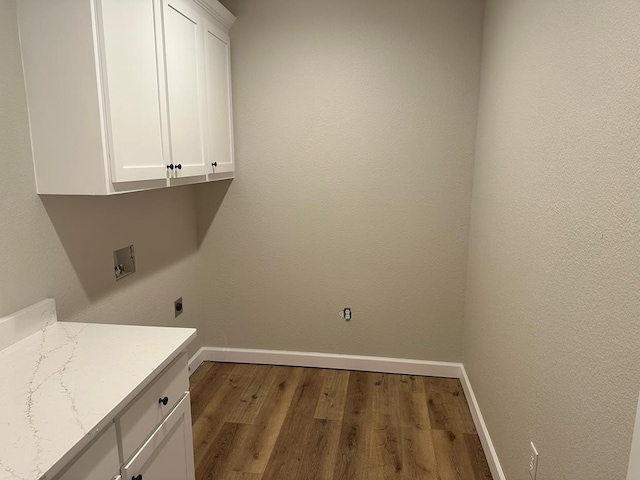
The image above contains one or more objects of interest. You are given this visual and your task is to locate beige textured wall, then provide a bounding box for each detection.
[463,1,640,478]
[0,1,203,355]
[195,0,484,361]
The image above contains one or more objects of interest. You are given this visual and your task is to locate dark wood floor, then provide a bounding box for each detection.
[190,362,492,480]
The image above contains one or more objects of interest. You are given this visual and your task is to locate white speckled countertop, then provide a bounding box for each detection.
[0,300,196,480]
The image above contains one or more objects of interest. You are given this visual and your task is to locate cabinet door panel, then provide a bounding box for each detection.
[164,0,210,177]
[122,393,195,480]
[100,0,168,183]
[204,21,234,174]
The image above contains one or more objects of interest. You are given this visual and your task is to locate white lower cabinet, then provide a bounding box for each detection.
[122,393,195,480]
[53,354,195,480]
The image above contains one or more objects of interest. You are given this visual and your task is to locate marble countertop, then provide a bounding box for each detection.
[0,315,196,480]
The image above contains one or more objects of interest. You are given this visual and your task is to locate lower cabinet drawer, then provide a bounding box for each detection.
[122,392,195,480]
[118,352,189,459]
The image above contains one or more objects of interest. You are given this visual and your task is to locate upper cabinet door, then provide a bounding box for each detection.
[163,0,210,178]
[99,0,169,183]
[204,21,234,175]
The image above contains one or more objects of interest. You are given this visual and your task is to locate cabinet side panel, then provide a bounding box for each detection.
[17,0,108,195]
[54,423,119,480]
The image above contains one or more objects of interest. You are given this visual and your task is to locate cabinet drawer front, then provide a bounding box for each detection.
[122,392,195,480]
[118,352,189,459]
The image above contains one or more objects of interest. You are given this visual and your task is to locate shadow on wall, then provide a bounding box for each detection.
[194,179,232,247]
[40,185,202,302]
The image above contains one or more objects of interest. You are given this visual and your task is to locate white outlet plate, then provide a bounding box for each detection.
[529,442,539,479]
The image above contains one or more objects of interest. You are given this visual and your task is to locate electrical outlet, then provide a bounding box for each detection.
[343,308,351,321]
[528,442,539,479]
[174,297,183,318]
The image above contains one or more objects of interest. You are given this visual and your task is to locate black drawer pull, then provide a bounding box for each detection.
[166,164,174,170]
[212,162,217,167]
[175,163,182,170]
[132,475,143,480]
[159,396,169,406]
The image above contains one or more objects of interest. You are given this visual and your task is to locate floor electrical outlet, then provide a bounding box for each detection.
[343,308,352,321]
[529,442,539,479]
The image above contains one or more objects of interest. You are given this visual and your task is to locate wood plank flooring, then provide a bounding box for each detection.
[190,363,492,480]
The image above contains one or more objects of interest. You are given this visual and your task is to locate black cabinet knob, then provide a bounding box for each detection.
[159,396,169,406]
[167,164,174,170]
[175,164,182,170]
[211,162,217,167]
[132,475,143,480]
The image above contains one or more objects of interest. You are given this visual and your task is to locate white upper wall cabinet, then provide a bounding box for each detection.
[16,0,235,195]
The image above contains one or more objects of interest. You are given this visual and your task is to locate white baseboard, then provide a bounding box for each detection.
[187,346,505,480]
[627,392,640,480]
[459,365,506,480]
[189,346,461,377]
